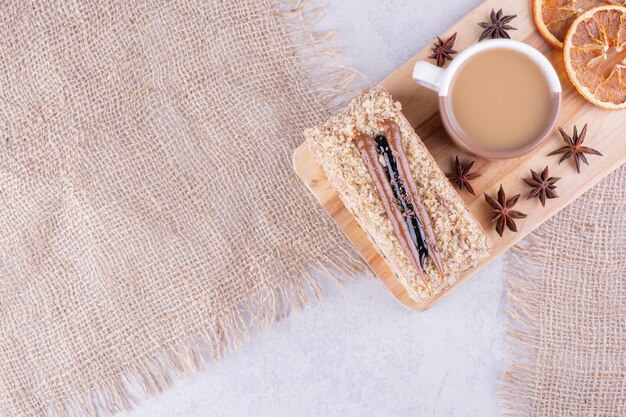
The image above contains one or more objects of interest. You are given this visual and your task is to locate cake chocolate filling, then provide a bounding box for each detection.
[355,120,445,284]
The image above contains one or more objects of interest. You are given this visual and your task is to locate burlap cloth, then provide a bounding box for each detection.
[0,1,366,415]
[502,164,626,416]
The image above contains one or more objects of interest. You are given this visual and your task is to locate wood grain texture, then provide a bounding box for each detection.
[294,0,626,310]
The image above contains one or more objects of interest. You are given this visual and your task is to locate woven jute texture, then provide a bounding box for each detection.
[502,164,626,416]
[0,1,366,415]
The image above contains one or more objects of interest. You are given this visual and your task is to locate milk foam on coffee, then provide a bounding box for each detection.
[447,48,556,151]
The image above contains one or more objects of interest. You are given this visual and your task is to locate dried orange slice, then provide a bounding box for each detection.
[532,0,625,49]
[563,5,626,109]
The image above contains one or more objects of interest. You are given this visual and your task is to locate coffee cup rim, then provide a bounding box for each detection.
[438,40,562,159]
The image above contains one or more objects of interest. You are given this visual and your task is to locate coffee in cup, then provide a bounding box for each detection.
[413,39,562,159]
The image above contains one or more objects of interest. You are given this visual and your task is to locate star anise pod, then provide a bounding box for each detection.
[478,9,517,41]
[547,124,602,173]
[429,32,458,67]
[484,185,527,237]
[523,166,560,207]
[446,155,481,195]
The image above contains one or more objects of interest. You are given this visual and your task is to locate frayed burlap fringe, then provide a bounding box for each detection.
[0,1,368,416]
[502,165,626,417]
[43,270,349,417]
[278,0,370,112]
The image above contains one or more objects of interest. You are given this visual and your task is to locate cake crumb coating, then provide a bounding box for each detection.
[304,86,492,301]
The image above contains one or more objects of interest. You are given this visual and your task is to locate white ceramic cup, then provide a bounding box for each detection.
[412,39,562,159]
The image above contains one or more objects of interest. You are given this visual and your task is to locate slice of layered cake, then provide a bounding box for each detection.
[304,86,491,301]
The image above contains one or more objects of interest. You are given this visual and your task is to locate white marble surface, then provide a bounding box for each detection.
[125,0,508,416]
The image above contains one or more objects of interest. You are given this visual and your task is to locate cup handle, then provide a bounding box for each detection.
[412,61,445,92]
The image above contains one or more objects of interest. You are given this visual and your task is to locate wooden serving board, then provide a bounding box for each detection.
[293,0,626,310]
